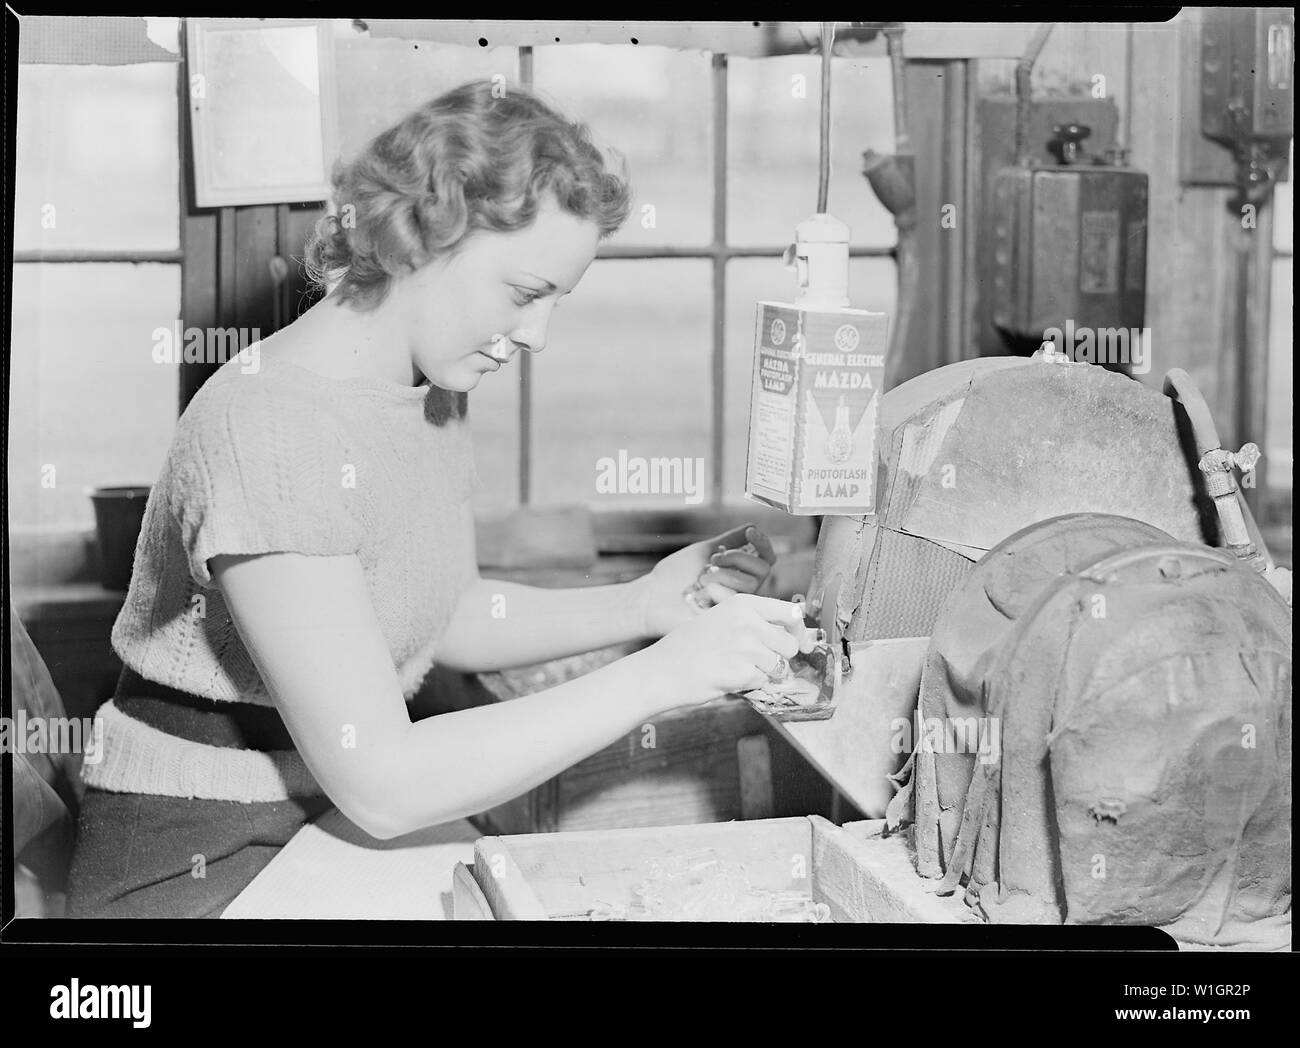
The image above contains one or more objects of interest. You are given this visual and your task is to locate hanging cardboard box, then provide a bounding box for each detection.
[745,303,889,515]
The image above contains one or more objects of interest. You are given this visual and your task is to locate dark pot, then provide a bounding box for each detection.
[88,486,151,591]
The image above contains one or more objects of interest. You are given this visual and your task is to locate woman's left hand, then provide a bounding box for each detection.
[634,524,778,638]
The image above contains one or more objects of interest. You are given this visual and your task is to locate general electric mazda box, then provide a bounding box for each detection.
[745,303,889,516]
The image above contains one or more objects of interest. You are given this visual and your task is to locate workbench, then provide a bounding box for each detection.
[221,808,481,920]
[219,805,975,924]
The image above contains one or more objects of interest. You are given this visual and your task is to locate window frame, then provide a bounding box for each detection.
[10,58,185,536]
[514,47,897,509]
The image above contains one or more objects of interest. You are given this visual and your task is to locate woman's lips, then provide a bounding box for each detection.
[477,351,502,370]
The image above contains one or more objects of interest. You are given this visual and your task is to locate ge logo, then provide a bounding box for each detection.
[833,324,860,352]
[770,318,787,346]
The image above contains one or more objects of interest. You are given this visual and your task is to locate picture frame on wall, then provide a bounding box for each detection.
[186,18,338,207]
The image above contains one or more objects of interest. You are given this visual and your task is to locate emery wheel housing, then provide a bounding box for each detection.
[807,356,1220,649]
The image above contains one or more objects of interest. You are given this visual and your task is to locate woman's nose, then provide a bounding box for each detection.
[512,320,549,355]
[512,296,560,355]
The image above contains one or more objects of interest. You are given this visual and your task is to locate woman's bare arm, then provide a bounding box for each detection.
[432,505,778,673]
[432,575,653,672]
[214,549,807,839]
[212,550,678,839]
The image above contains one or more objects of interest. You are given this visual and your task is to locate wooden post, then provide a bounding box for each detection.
[737,734,775,820]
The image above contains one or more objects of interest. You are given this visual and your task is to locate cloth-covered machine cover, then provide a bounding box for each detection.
[900,515,1291,948]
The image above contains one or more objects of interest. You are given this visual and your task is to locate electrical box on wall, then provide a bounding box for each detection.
[1181,8,1294,189]
[989,124,1148,368]
[973,97,1125,359]
[1201,8,1293,147]
[1200,7,1294,203]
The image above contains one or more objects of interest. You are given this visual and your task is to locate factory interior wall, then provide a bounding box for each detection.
[176,15,1286,542]
[993,16,1285,546]
[7,15,1291,829]
[9,16,1285,540]
[978,17,1275,459]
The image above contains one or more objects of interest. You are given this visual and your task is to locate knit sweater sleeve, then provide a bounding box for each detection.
[168,381,369,588]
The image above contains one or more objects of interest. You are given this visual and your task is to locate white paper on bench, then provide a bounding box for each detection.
[221,807,480,920]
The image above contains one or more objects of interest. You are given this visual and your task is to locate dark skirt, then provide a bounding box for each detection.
[67,788,332,918]
[67,669,332,919]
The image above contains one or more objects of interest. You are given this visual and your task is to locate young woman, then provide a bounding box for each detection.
[67,81,813,918]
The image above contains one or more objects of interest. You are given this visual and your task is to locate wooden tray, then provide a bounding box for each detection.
[455,816,979,923]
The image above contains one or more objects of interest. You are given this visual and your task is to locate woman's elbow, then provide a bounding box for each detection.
[338,797,417,841]
[311,750,469,839]
[320,773,421,841]
[348,799,469,841]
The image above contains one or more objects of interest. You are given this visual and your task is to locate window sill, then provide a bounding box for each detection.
[12,582,127,626]
[9,525,103,588]
[589,504,819,555]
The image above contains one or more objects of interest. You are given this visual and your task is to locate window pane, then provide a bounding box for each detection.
[724,257,897,502]
[1267,257,1291,491]
[728,55,896,248]
[535,45,712,248]
[7,264,181,528]
[13,64,179,252]
[333,34,519,161]
[531,259,712,507]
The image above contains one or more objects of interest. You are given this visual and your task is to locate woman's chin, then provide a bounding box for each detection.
[425,368,481,393]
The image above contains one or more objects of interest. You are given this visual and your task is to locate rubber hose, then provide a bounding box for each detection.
[1162,368,1223,459]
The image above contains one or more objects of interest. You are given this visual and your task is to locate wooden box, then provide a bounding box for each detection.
[453,816,979,922]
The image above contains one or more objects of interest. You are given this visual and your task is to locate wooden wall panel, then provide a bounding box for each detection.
[285,204,326,323]
[232,206,276,335]
[1129,20,1239,438]
[180,201,325,410]
[886,60,966,389]
[977,22,1132,101]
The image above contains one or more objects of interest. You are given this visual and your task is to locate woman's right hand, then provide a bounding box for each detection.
[640,594,818,709]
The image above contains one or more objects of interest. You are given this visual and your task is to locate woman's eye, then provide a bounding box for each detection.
[511,288,542,307]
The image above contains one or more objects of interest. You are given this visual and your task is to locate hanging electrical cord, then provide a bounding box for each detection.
[817,20,836,212]
[782,19,850,310]
[1014,23,1056,163]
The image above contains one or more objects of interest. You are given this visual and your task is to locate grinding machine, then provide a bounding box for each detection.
[774,353,1292,948]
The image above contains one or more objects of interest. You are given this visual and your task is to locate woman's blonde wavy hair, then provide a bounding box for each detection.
[305,80,631,312]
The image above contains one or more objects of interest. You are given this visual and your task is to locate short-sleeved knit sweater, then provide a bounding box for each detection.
[83,351,480,802]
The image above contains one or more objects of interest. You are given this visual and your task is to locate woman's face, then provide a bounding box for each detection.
[393,193,601,392]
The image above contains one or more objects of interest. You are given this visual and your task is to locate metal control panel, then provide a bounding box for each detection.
[990,124,1148,365]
